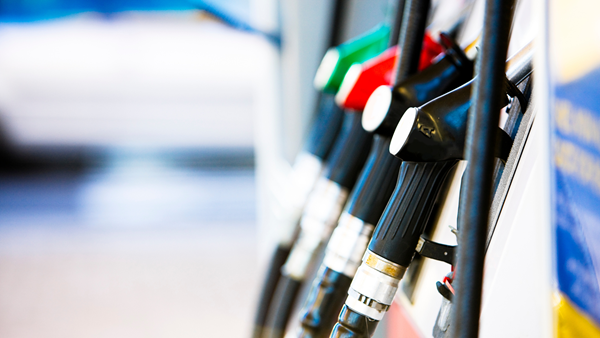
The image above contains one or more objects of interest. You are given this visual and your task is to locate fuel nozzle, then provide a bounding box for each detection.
[314,25,390,93]
[265,112,373,338]
[361,34,474,136]
[330,78,514,338]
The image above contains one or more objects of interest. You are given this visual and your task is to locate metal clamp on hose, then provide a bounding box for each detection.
[415,237,456,265]
[345,250,406,321]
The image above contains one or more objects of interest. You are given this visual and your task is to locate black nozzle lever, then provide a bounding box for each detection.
[416,237,456,265]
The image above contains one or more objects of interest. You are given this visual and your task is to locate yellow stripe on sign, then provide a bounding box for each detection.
[556,294,600,338]
[551,0,600,83]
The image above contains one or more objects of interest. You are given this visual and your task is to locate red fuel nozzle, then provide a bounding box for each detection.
[335,33,443,111]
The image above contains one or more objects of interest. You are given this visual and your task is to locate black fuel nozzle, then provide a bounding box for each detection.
[369,79,513,267]
[253,94,345,338]
[293,135,399,338]
[304,94,346,161]
[330,76,514,338]
[361,34,474,137]
[264,112,373,338]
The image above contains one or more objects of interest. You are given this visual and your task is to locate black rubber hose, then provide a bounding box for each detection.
[450,0,516,336]
[304,0,348,160]
[252,245,293,338]
[327,0,348,47]
[264,276,303,338]
[394,0,429,83]
[297,267,353,338]
[388,0,406,47]
[330,305,379,338]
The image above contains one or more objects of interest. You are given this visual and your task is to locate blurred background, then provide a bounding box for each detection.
[0,0,389,337]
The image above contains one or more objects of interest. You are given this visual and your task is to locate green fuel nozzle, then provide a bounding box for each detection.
[314,25,391,93]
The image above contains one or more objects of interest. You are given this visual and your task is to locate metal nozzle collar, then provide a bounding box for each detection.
[282,178,348,280]
[301,177,349,239]
[278,152,324,246]
[344,250,407,320]
[324,212,375,277]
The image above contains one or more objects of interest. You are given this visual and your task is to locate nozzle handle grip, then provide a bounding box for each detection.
[369,160,458,267]
[325,113,373,190]
[297,267,353,338]
[345,136,402,226]
[304,94,345,160]
[329,304,379,338]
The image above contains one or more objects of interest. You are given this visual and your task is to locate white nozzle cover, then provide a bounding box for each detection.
[314,48,340,90]
[335,63,363,106]
[389,107,418,155]
[362,85,392,132]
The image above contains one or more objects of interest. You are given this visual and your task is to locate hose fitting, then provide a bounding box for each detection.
[324,213,375,277]
[345,251,406,321]
[283,178,348,280]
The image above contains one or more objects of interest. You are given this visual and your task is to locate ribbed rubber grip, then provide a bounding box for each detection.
[329,305,379,338]
[325,113,373,191]
[304,94,345,161]
[297,267,353,338]
[345,136,402,226]
[369,160,458,267]
[252,245,291,338]
[265,275,303,338]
